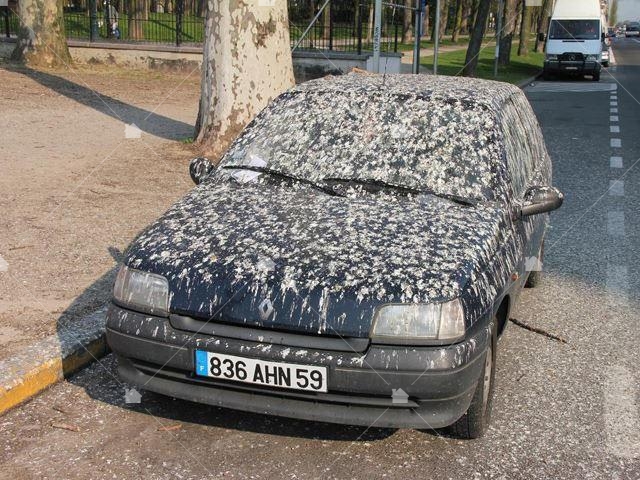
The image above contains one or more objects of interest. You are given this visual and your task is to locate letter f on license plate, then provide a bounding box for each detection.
[195,350,328,393]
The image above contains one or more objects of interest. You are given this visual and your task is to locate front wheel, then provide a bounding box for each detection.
[592,71,601,81]
[449,321,497,439]
[525,241,544,288]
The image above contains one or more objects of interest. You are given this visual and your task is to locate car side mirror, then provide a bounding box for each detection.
[537,32,546,42]
[189,157,214,185]
[519,186,564,218]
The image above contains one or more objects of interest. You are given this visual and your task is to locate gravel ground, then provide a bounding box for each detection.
[0,63,200,362]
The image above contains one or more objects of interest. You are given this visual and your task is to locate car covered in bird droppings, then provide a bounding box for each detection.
[107,74,563,439]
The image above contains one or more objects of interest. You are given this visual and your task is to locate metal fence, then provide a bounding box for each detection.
[1,0,410,51]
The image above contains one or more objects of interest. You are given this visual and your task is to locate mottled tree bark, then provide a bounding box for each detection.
[517,0,530,56]
[11,0,71,67]
[195,0,295,159]
[462,0,490,77]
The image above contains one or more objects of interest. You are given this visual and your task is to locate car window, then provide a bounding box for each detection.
[500,96,539,196]
[220,90,505,202]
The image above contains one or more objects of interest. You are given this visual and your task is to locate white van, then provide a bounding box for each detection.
[542,0,604,81]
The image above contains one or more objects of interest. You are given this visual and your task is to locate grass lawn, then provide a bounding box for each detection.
[421,39,544,85]
[396,36,470,51]
[63,12,204,44]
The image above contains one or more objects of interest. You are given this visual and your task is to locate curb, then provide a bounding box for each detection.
[518,72,542,88]
[0,307,108,415]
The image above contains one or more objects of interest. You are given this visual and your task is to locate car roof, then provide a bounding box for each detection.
[292,73,523,113]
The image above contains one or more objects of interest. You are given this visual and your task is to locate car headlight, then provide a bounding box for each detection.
[371,299,465,344]
[546,54,558,60]
[586,55,597,61]
[113,265,169,316]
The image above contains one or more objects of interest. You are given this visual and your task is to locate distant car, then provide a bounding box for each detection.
[601,44,610,67]
[107,75,563,439]
[625,23,640,37]
[607,27,616,37]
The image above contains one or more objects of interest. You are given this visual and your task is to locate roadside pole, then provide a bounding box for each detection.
[433,0,440,74]
[412,0,422,74]
[373,0,382,72]
[494,0,504,77]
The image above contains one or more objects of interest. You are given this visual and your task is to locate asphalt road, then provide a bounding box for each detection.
[2,40,640,479]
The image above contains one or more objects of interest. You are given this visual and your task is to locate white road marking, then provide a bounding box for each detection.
[0,255,7,273]
[607,211,625,236]
[611,107,618,113]
[609,180,624,196]
[604,365,640,459]
[610,95,618,101]
[611,138,622,147]
[610,101,618,106]
[610,125,620,133]
[610,115,619,122]
[525,82,616,93]
[610,156,623,168]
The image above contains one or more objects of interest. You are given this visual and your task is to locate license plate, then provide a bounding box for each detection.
[564,66,578,70]
[195,350,328,393]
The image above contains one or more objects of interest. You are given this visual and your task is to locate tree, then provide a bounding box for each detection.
[128,0,146,39]
[195,0,295,159]
[609,0,618,27]
[517,0,530,56]
[534,0,551,52]
[11,0,71,66]
[451,0,463,42]
[401,0,413,44]
[462,0,491,76]
[498,0,517,65]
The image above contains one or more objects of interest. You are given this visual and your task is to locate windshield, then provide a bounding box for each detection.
[549,20,600,40]
[220,90,503,201]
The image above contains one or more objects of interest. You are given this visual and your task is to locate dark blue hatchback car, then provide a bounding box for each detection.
[107,74,562,439]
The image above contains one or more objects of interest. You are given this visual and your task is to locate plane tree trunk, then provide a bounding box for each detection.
[462,0,490,76]
[195,0,295,160]
[11,0,71,67]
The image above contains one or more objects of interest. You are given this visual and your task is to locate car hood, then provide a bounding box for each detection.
[125,179,506,338]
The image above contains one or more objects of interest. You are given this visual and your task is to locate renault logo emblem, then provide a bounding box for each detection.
[258,298,274,320]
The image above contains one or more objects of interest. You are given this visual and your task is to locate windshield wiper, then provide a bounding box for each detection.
[322,177,479,207]
[222,165,344,197]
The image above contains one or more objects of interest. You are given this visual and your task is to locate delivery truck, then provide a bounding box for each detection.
[542,0,604,81]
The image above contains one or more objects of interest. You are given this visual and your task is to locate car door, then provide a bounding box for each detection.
[499,96,546,286]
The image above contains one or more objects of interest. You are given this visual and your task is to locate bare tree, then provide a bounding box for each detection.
[195,0,295,159]
[462,0,491,76]
[498,0,517,65]
[534,0,551,52]
[11,0,71,66]
[517,0,530,56]
[451,0,463,41]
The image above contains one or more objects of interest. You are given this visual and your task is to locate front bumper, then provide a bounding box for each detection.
[544,59,601,75]
[106,304,490,429]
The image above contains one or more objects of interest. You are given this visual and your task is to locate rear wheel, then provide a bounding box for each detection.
[449,321,497,439]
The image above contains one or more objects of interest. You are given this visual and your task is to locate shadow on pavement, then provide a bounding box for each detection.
[5,64,194,141]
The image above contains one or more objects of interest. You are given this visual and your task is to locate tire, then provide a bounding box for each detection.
[592,72,600,81]
[602,62,609,68]
[525,241,544,288]
[449,320,497,439]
